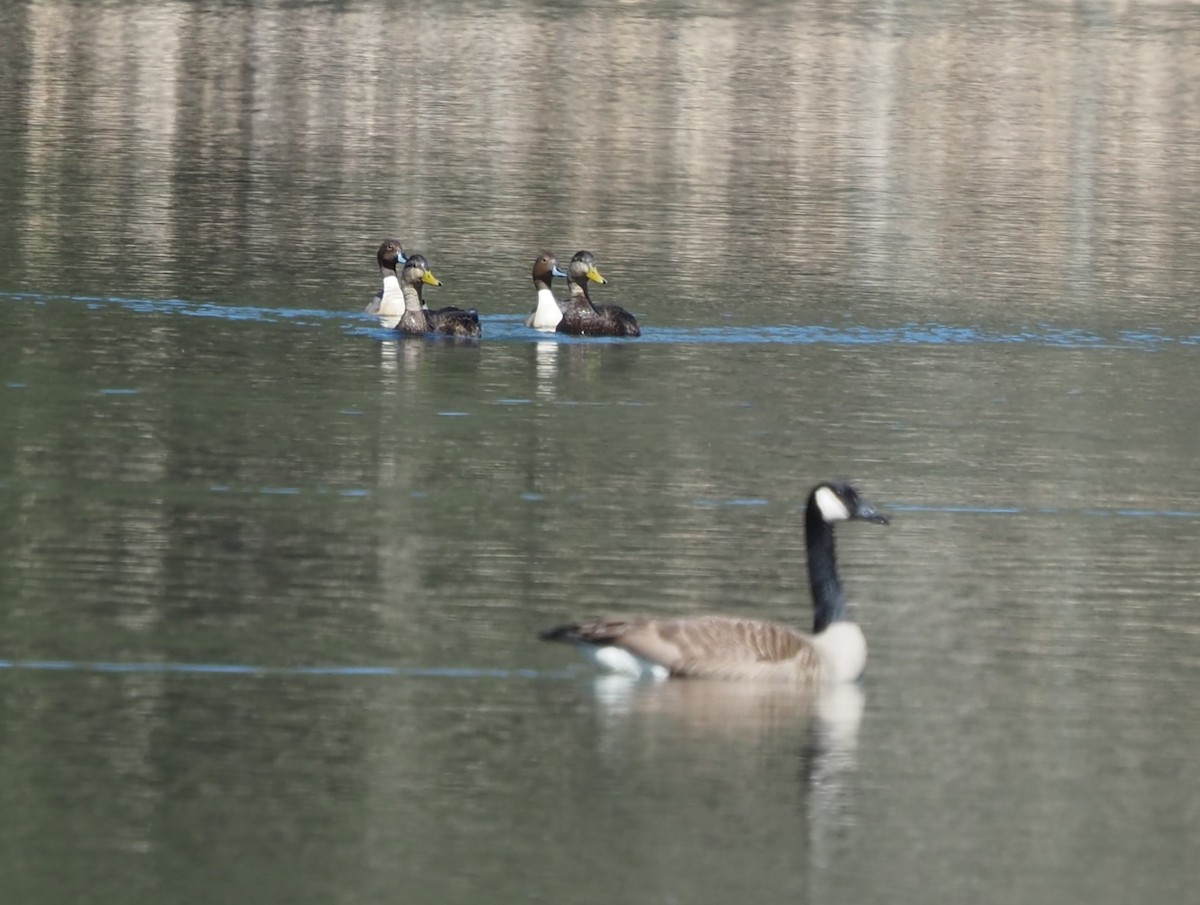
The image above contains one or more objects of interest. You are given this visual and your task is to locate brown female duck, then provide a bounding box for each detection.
[394,253,482,338]
[556,250,641,337]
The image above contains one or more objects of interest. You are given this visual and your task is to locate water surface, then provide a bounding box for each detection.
[2,1,1200,903]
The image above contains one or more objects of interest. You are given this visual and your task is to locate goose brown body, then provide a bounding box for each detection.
[541,615,826,681]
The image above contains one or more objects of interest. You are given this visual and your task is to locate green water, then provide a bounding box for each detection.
[2,1,1200,903]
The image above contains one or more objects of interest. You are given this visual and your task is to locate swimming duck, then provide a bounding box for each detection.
[394,253,482,338]
[540,481,888,683]
[525,251,569,331]
[556,250,641,337]
[366,239,407,329]
[424,293,484,338]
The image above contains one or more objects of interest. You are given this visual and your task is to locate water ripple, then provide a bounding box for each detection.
[2,291,359,326]
[0,660,581,679]
[365,318,1193,350]
[5,292,1197,350]
[3,476,1190,520]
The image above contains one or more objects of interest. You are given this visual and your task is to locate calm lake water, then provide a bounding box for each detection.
[2,0,1200,902]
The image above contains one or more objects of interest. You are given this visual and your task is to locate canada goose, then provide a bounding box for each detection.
[393,254,482,338]
[556,250,641,337]
[525,251,569,331]
[366,239,407,329]
[540,481,888,683]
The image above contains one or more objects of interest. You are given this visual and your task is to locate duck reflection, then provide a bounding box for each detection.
[535,340,559,399]
[375,335,428,377]
[378,339,400,377]
[399,337,426,374]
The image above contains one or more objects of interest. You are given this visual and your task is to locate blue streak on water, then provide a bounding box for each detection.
[0,660,579,680]
[350,319,1200,350]
[7,291,1198,350]
[8,660,75,670]
[98,388,141,396]
[890,504,1026,515]
[12,292,362,325]
[471,319,1157,349]
[890,504,1200,519]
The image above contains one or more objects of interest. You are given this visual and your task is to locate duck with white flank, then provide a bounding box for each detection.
[540,481,887,683]
[394,253,482,338]
[366,239,407,329]
[525,251,569,331]
[556,250,641,337]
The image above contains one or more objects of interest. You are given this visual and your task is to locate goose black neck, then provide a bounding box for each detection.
[805,498,847,634]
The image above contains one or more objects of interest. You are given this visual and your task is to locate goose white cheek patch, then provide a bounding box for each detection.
[815,486,851,522]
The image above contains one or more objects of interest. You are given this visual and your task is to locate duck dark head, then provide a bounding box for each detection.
[569,250,607,285]
[401,254,442,287]
[811,482,889,525]
[377,239,407,274]
[532,251,567,287]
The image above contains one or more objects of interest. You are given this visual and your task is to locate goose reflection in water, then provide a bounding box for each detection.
[586,675,865,874]
[588,673,863,752]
